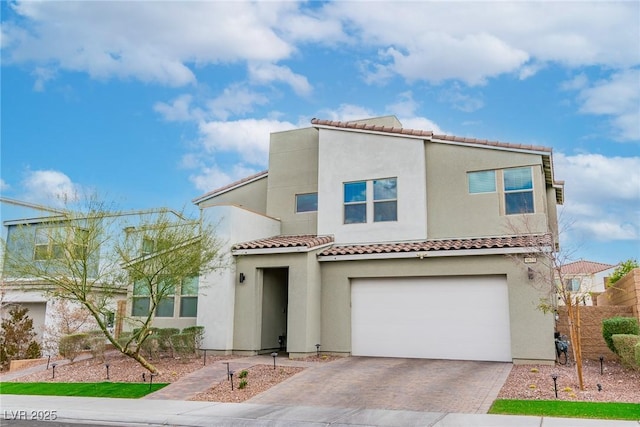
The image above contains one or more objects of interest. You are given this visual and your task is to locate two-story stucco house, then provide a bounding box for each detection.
[559,260,617,306]
[193,116,565,364]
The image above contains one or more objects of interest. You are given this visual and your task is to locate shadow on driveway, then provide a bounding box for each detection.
[247,357,512,414]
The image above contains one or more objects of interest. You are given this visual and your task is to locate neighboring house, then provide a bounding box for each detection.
[0,198,195,348]
[559,260,617,306]
[193,116,565,364]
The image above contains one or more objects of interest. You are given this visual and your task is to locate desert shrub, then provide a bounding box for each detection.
[59,333,89,362]
[635,341,640,368]
[182,326,204,349]
[0,305,41,370]
[608,259,638,285]
[157,328,180,354]
[170,333,195,359]
[25,341,42,359]
[87,336,107,362]
[602,317,639,354]
[238,369,248,379]
[612,334,640,370]
[238,379,248,389]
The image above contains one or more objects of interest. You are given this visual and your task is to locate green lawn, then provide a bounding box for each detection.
[489,399,640,421]
[0,382,168,399]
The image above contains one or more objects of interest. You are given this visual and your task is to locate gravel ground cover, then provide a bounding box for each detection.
[496,358,640,403]
[5,353,638,404]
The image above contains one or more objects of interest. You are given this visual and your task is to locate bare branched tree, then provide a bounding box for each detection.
[507,213,588,390]
[1,196,226,373]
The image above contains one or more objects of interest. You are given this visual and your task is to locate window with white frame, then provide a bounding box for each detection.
[155,276,176,317]
[468,170,496,194]
[344,181,367,224]
[373,178,397,222]
[34,226,86,260]
[132,280,151,316]
[295,193,318,213]
[504,167,534,214]
[565,278,581,292]
[180,276,199,317]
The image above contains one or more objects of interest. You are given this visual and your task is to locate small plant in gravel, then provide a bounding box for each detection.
[562,386,573,392]
[238,370,248,379]
[528,384,537,389]
[238,379,248,389]
[530,368,539,373]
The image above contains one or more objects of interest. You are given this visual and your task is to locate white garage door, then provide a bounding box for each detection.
[351,276,512,362]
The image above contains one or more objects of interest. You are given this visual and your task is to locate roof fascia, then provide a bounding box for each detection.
[317,245,552,262]
[232,242,334,256]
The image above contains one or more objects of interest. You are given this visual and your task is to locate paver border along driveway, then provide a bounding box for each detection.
[247,357,512,414]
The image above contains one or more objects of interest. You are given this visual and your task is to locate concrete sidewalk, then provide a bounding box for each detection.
[2,395,639,427]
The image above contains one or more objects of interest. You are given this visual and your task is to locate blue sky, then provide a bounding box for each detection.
[1,1,638,265]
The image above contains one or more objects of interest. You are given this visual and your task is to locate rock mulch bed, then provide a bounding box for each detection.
[497,358,640,403]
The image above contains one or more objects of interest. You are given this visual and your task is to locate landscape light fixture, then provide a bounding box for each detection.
[315,343,321,357]
[224,362,230,380]
[149,373,156,390]
[597,383,602,392]
[599,355,604,375]
[527,267,534,280]
[105,363,110,380]
[51,363,57,379]
[271,352,278,369]
[229,371,234,391]
[239,273,246,283]
[551,374,558,398]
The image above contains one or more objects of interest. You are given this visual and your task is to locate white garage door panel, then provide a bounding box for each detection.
[351,276,511,362]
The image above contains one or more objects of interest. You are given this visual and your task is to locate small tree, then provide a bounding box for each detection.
[508,214,588,390]
[0,305,41,370]
[2,196,226,373]
[608,259,639,286]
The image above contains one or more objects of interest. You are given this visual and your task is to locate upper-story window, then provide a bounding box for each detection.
[295,193,318,213]
[468,170,496,194]
[344,181,367,224]
[373,178,397,222]
[344,178,398,224]
[565,278,580,292]
[504,167,534,214]
[34,226,87,260]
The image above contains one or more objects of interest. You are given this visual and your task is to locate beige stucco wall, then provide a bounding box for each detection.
[425,142,550,239]
[199,175,268,215]
[320,254,556,363]
[266,127,319,235]
[232,250,322,355]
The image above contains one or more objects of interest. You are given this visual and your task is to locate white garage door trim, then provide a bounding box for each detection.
[351,276,512,362]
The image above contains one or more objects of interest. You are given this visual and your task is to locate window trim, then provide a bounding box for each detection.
[503,167,534,215]
[295,192,318,213]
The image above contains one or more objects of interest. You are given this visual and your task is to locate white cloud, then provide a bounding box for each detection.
[21,170,81,207]
[153,94,202,122]
[248,63,312,96]
[576,69,640,141]
[3,1,296,86]
[555,153,640,242]
[190,163,263,193]
[0,179,9,191]
[206,85,270,121]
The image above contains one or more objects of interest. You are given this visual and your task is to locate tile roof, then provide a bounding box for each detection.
[233,235,335,251]
[560,260,617,275]
[319,235,553,257]
[192,170,268,204]
[311,118,553,153]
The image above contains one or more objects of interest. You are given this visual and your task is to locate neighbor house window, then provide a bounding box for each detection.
[180,276,199,317]
[565,278,580,292]
[344,181,367,224]
[141,237,154,256]
[132,280,151,316]
[295,193,318,213]
[373,178,397,222]
[504,167,534,214]
[155,277,175,317]
[468,170,496,194]
[34,226,84,260]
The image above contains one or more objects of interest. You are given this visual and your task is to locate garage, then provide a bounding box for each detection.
[351,276,512,362]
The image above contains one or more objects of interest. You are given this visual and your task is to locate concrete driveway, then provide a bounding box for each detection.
[247,357,512,414]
